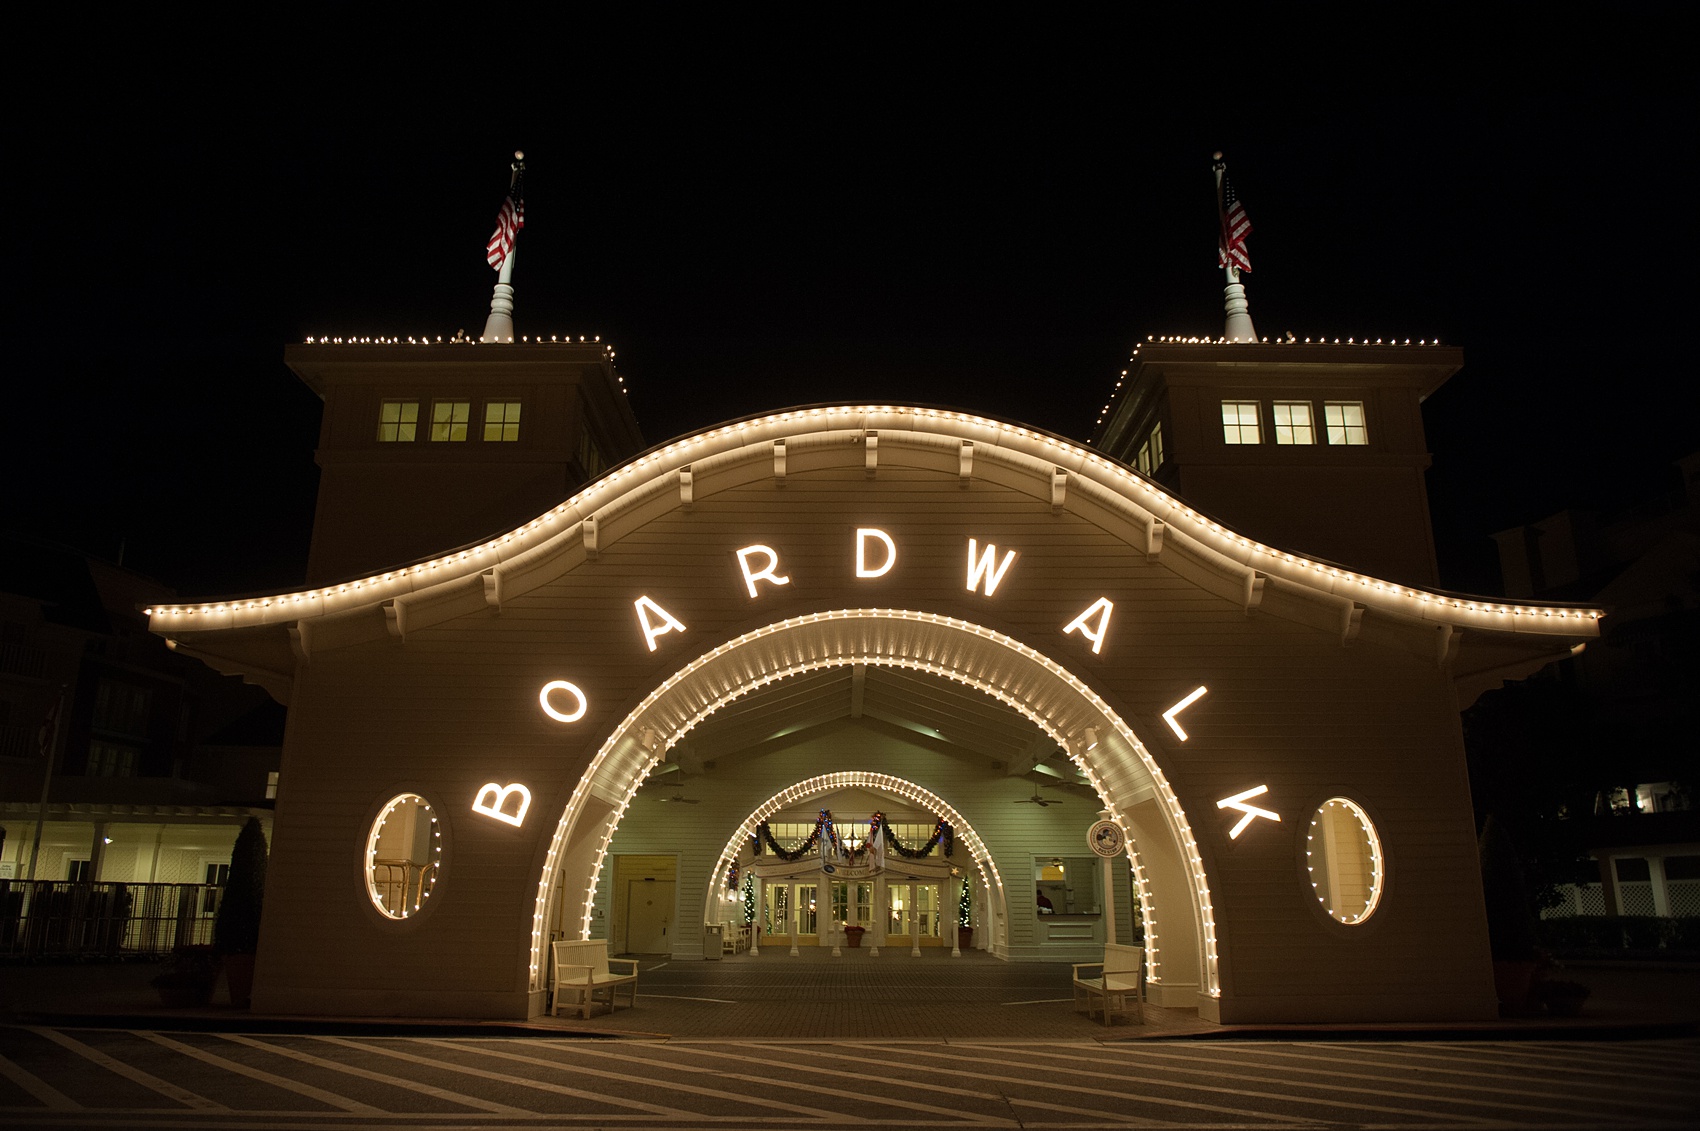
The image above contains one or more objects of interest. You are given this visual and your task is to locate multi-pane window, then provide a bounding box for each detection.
[266,770,280,800]
[1136,424,1165,475]
[431,401,470,442]
[87,740,139,777]
[484,401,522,442]
[1325,401,1368,445]
[1221,401,1261,445]
[1272,402,1315,445]
[92,679,150,737]
[66,859,92,882]
[379,400,419,442]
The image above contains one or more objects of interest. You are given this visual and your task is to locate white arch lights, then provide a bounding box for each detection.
[708,771,1006,910]
[528,608,1222,999]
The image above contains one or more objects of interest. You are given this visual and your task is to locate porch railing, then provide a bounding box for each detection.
[0,880,222,959]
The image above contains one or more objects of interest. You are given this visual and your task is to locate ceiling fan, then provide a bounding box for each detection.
[1014,791,1054,807]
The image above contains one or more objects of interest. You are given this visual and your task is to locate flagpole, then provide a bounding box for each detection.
[26,686,67,883]
[1214,152,1258,343]
[480,150,525,343]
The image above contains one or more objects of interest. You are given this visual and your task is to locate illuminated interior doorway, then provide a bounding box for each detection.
[536,610,1218,1009]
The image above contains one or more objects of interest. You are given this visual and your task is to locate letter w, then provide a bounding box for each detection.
[966,538,1018,596]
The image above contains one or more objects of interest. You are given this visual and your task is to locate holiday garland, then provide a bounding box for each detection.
[746,810,954,871]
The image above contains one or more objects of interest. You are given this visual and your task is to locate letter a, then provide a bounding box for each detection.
[736,545,790,598]
[633,596,687,652]
[965,538,1018,596]
[1063,597,1115,655]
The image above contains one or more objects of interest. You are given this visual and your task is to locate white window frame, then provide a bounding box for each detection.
[1272,401,1315,445]
[379,400,419,442]
[1325,401,1368,446]
[1221,401,1262,445]
[431,400,470,442]
[483,401,522,442]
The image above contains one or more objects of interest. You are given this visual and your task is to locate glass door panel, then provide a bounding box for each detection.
[887,883,912,942]
[916,883,939,940]
[797,884,818,936]
[854,883,872,928]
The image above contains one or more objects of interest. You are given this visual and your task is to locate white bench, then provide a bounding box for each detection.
[1072,941,1144,1025]
[551,940,639,1019]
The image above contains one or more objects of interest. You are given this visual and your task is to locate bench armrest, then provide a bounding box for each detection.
[1071,962,1104,980]
[607,959,639,976]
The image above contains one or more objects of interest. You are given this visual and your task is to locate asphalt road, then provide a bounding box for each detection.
[2,1025,1697,1130]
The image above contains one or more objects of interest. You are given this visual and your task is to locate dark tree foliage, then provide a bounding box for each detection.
[213,817,269,955]
[1462,667,1600,907]
[1478,814,1540,962]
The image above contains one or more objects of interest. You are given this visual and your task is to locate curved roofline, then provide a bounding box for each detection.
[147,403,1601,642]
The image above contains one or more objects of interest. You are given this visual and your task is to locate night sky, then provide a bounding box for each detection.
[5,14,1691,600]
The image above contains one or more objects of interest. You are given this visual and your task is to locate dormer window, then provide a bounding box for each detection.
[1272,402,1315,445]
[1325,402,1368,445]
[1221,401,1261,445]
[484,401,522,442]
[378,400,419,442]
[432,401,470,442]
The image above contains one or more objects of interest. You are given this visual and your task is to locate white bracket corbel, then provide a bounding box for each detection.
[1436,623,1460,668]
[287,622,311,662]
[1145,520,1166,559]
[1243,572,1266,615]
[1051,468,1068,514]
[864,431,879,476]
[383,599,406,640]
[582,515,599,560]
[679,467,694,510]
[482,569,502,610]
[958,440,974,485]
[773,438,787,484]
[1342,603,1364,645]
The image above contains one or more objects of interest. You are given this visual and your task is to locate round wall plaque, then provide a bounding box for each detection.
[1087,819,1125,857]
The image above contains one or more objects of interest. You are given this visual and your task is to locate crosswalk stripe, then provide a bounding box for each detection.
[0,1048,80,1110]
[424,1037,844,1120]
[26,1028,225,1111]
[312,1036,695,1119]
[822,1042,1317,1124]
[135,1032,383,1114]
[531,1040,1017,1125]
[1307,1038,1700,1087]
[1212,1041,1699,1109]
[942,1041,1500,1124]
[219,1035,530,1115]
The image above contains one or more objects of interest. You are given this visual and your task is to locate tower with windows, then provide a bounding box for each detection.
[1090,340,1463,587]
[288,340,644,584]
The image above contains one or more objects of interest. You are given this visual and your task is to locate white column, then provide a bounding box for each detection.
[870,875,885,957]
[911,884,922,958]
[1649,856,1672,918]
[788,882,800,956]
[1104,854,1120,946]
[751,878,765,956]
[827,871,841,957]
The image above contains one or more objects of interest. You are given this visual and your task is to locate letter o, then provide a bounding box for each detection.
[539,679,588,722]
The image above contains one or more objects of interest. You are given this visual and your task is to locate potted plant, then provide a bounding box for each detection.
[213,817,268,1008]
[150,944,220,1007]
[843,924,866,948]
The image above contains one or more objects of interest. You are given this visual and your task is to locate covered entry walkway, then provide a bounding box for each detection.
[554,948,1211,1040]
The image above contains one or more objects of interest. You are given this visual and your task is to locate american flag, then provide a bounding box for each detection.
[1217,171,1252,272]
[485,172,525,270]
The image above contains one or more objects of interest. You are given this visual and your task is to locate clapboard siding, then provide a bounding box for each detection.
[230,439,1503,1022]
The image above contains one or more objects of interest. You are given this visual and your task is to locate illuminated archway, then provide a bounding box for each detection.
[530,608,1221,1003]
[700,771,1010,947]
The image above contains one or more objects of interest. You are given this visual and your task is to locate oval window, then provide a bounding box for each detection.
[1306,797,1383,924]
[366,794,442,919]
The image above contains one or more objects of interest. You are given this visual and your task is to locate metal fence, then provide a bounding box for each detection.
[0,880,221,959]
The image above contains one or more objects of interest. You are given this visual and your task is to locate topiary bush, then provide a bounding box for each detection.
[213,817,268,956]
